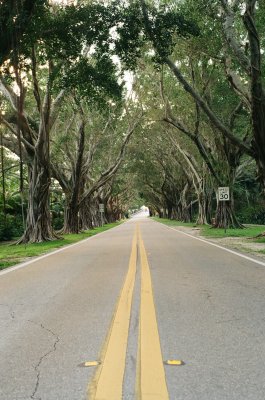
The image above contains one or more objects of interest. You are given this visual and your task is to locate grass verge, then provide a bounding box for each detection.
[0,222,122,271]
[201,225,265,238]
[152,217,265,239]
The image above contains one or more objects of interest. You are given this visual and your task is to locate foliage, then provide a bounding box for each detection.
[0,0,46,64]
[115,1,199,68]
[1,0,265,242]
[236,204,265,225]
[61,56,122,107]
[0,213,24,241]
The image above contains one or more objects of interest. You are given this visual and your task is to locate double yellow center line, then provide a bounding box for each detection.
[88,225,169,400]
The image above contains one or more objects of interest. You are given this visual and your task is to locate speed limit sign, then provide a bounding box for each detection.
[218,187,230,201]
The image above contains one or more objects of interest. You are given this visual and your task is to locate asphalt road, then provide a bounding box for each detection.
[1,214,265,400]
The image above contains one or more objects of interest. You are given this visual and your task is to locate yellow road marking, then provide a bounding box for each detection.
[83,361,99,367]
[137,227,169,400]
[165,360,184,366]
[87,227,137,400]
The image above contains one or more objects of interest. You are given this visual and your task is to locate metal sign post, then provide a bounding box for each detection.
[218,187,230,233]
[99,203,104,226]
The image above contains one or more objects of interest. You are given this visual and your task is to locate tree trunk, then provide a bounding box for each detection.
[171,206,178,220]
[213,200,243,229]
[157,209,163,218]
[105,197,121,222]
[167,203,173,219]
[79,200,94,230]
[17,160,57,243]
[181,208,191,223]
[62,198,80,234]
[60,120,85,234]
[149,208,154,217]
[79,197,103,230]
[179,183,191,222]
[196,191,209,225]
[243,1,265,189]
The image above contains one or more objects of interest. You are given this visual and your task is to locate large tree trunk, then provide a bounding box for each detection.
[79,197,103,230]
[105,195,122,222]
[157,208,163,218]
[60,120,85,234]
[79,200,94,230]
[148,207,155,217]
[196,191,209,225]
[243,1,265,189]
[179,183,191,222]
[62,197,80,234]
[213,200,243,229]
[17,160,57,243]
[171,206,178,220]
[166,202,173,219]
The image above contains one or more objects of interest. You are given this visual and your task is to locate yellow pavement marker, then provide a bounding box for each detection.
[79,361,100,368]
[87,227,137,400]
[165,360,184,366]
[137,227,169,400]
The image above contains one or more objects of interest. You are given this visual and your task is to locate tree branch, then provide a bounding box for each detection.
[80,112,143,204]
[0,117,34,152]
[224,57,251,109]
[0,78,18,111]
[164,57,254,156]
[220,0,251,73]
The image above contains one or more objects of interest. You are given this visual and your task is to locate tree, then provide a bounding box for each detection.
[51,99,143,233]
[112,0,263,227]
[138,0,265,190]
[0,2,123,242]
[0,141,25,240]
[0,0,45,65]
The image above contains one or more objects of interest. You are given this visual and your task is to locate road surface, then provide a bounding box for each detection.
[1,214,265,399]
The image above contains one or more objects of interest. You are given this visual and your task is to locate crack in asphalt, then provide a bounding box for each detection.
[216,317,242,324]
[9,304,15,320]
[0,303,15,320]
[28,320,60,400]
[201,290,214,305]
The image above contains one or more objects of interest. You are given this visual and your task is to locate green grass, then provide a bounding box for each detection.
[253,234,265,243]
[201,225,265,238]
[258,249,265,254]
[153,217,265,239]
[0,222,121,271]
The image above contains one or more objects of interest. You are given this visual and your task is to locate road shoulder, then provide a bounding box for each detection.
[153,220,265,264]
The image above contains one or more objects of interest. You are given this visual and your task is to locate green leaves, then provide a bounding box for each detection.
[61,55,122,107]
[114,0,199,69]
[115,2,145,70]
[144,3,200,60]
[0,0,47,63]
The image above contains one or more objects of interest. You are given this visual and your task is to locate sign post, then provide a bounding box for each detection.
[218,187,230,233]
[99,203,104,226]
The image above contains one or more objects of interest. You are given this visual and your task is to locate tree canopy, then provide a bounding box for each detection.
[1,0,265,242]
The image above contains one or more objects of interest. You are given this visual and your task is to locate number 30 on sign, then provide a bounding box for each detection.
[218,187,230,201]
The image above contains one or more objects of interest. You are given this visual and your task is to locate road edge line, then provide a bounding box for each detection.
[153,220,265,267]
[0,222,126,277]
